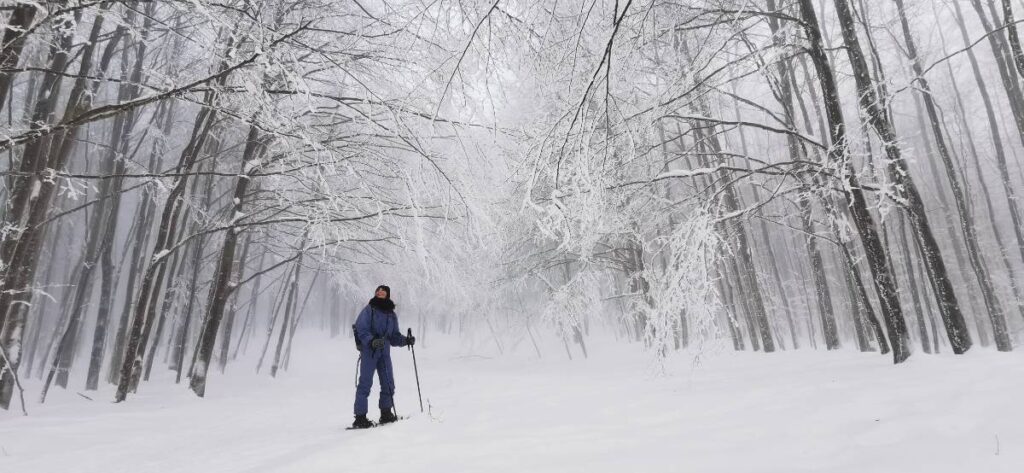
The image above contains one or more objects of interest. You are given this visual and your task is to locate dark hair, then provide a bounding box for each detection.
[375,285,391,298]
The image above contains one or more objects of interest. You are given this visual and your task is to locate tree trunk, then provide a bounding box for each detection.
[174,226,207,384]
[0,5,37,117]
[217,232,252,372]
[799,197,840,349]
[716,263,745,350]
[189,126,263,396]
[844,243,890,355]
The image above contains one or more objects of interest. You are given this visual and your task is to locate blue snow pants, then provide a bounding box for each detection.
[354,350,396,416]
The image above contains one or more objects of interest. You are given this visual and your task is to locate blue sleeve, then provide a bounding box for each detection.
[388,313,407,347]
[354,306,374,350]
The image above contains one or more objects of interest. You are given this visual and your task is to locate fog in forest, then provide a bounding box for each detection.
[2,0,1023,416]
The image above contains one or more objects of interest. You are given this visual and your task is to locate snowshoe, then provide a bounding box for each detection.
[379,409,399,424]
[350,415,374,429]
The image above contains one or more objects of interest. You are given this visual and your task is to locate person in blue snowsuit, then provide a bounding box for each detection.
[352,285,415,429]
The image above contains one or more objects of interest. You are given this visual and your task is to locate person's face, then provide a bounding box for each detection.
[375,288,388,299]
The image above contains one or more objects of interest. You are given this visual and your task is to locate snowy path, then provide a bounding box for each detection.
[2,337,1022,473]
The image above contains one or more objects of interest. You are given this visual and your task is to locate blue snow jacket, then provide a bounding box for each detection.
[354,302,408,355]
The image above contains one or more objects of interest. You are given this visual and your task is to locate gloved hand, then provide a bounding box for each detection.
[370,338,385,349]
[405,335,416,346]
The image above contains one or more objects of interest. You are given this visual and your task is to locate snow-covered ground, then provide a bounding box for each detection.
[2,334,1022,473]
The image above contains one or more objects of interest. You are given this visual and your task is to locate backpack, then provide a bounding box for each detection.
[352,324,360,351]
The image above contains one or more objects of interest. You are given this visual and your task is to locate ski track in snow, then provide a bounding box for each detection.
[1,335,1022,473]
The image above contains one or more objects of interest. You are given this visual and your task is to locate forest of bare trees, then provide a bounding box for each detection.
[2,0,1023,412]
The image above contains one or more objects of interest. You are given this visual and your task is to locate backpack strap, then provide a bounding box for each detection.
[369,307,377,337]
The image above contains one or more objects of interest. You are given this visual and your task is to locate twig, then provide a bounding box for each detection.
[0,340,28,415]
[434,0,502,121]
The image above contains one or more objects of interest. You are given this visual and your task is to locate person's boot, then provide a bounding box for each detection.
[379,408,398,424]
[352,414,373,429]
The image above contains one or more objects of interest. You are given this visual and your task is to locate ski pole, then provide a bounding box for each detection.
[408,328,423,412]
